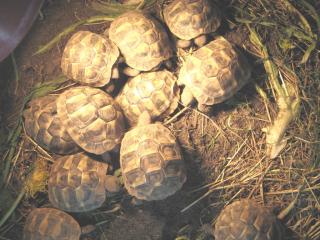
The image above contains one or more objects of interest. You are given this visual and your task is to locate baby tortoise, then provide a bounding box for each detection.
[120,112,186,201]
[23,95,79,155]
[214,199,284,240]
[23,208,81,240]
[48,152,120,212]
[108,11,173,76]
[61,31,120,92]
[116,70,180,126]
[163,0,221,48]
[178,37,251,112]
[56,86,125,155]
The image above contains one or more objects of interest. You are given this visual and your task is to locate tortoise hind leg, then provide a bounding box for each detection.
[111,67,119,79]
[198,103,211,113]
[103,82,115,94]
[131,197,144,206]
[164,59,174,70]
[101,152,112,163]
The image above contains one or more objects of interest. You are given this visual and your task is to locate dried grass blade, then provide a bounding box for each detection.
[247,25,301,159]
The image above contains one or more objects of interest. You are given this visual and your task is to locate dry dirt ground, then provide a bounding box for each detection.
[0,0,319,240]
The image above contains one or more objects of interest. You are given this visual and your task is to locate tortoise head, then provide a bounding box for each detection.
[104,175,121,196]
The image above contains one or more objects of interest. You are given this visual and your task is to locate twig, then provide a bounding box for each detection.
[164,106,189,125]
[192,108,228,141]
[277,184,304,220]
[247,161,272,198]
[10,53,19,96]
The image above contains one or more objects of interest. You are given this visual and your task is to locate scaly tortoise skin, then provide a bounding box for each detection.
[163,0,221,47]
[23,95,79,155]
[23,208,81,240]
[56,86,125,155]
[116,70,180,126]
[120,119,186,201]
[178,37,251,109]
[214,199,284,240]
[108,11,173,71]
[48,152,120,212]
[61,31,119,87]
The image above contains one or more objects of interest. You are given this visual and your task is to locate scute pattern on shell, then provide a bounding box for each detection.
[163,0,221,40]
[23,208,81,240]
[61,31,119,87]
[48,153,110,212]
[109,11,173,71]
[116,70,180,126]
[56,86,125,154]
[179,37,251,105]
[120,123,186,201]
[214,200,283,240]
[23,95,79,155]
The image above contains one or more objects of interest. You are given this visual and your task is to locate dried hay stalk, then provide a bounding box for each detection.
[248,26,301,159]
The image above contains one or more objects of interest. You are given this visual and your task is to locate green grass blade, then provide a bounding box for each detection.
[33,16,115,56]
[0,122,22,189]
[0,189,26,229]
[90,1,138,14]
[90,0,157,14]
[300,0,320,32]
[33,20,85,56]
[0,76,68,188]
[301,41,317,64]
[282,0,313,35]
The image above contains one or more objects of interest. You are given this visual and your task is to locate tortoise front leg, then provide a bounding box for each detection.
[176,39,192,49]
[123,66,140,77]
[103,67,119,93]
[181,86,195,107]
[194,35,207,47]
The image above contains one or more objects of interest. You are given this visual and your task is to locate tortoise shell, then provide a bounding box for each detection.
[116,70,180,126]
[23,208,81,240]
[120,123,186,201]
[214,199,284,240]
[163,0,221,40]
[48,152,111,212]
[23,95,79,155]
[108,11,173,71]
[56,86,125,154]
[61,31,119,87]
[178,37,251,105]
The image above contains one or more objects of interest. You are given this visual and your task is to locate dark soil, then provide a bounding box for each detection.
[0,0,318,240]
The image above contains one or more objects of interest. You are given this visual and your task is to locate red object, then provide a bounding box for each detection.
[0,0,44,62]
